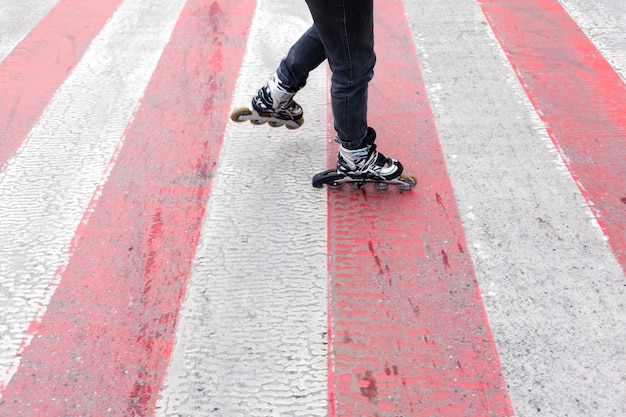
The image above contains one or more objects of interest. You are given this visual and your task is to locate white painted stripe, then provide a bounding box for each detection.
[402,0,626,415]
[0,0,187,392]
[560,0,626,82]
[155,1,329,415]
[0,0,59,62]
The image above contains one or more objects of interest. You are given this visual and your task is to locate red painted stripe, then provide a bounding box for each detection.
[0,0,125,170]
[480,0,626,274]
[326,75,338,417]
[327,0,514,415]
[0,0,255,415]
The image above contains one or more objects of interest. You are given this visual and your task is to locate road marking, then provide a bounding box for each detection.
[1,0,625,414]
[0,0,125,170]
[560,0,626,81]
[326,0,513,415]
[403,0,626,414]
[481,0,626,274]
[0,0,188,407]
[0,0,58,61]
[156,0,330,415]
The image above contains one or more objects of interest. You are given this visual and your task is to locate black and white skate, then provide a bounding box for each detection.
[312,169,417,190]
[231,73,304,129]
[230,107,304,130]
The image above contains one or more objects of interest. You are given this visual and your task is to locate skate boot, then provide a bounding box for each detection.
[312,128,417,190]
[230,72,304,129]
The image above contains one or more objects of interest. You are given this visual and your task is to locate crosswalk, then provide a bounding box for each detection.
[0,0,625,415]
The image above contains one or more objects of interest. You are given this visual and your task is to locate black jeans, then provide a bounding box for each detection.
[276,0,376,150]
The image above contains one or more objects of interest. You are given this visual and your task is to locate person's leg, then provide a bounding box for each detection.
[276,26,327,91]
[304,0,401,180]
[304,0,375,149]
[248,25,326,122]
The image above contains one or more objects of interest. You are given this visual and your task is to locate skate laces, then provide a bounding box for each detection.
[338,143,402,180]
[339,144,382,173]
[252,73,302,119]
[266,73,297,111]
[342,146,371,171]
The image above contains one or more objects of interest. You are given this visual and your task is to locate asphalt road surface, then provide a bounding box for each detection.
[0,0,625,415]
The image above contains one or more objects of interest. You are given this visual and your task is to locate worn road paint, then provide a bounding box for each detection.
[2,0,625,414]
[0,0,253,415]
[0,0,190,399]
[154,0,330,415]
[326,0,513,415]
[403,0,626,414]
[0,0,57,61]
[0,0,125,170]
[480,0,626,274]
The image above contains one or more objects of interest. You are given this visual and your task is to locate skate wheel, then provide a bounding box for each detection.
[250,119,266,125]
[285,117,304,130]
[312,169,345,188]
[398,175,417,191]
[350,181,368,189]
[373,182,391,190]
[269,121,284,128]
[230,107,252,122]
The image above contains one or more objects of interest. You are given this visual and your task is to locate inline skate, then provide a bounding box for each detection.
[312,128,417,190]
[230,72,304,129]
